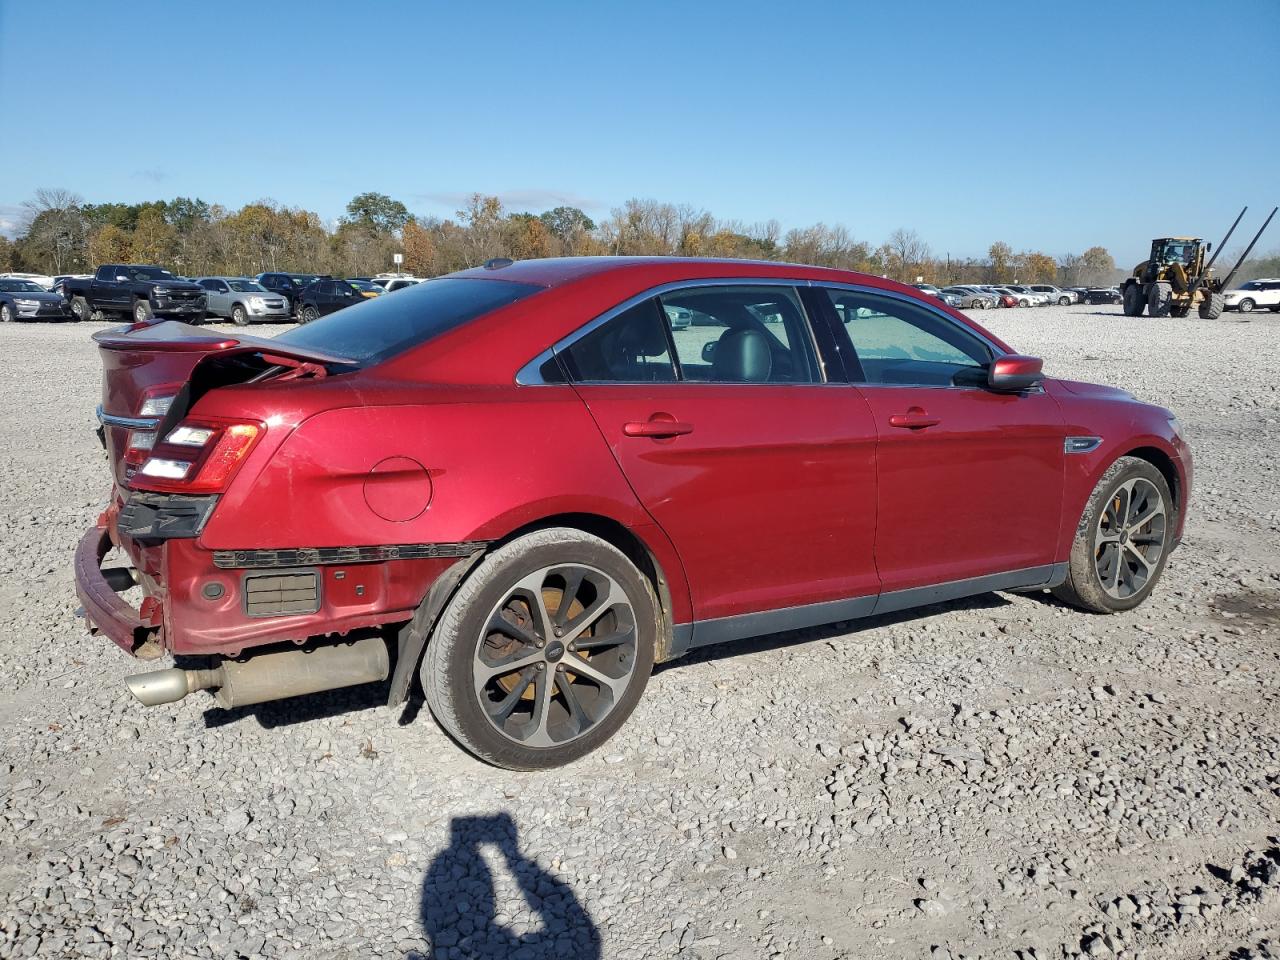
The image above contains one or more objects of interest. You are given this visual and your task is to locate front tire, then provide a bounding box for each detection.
[231,304,250,326]
[1121,284,1145,316]
[1058,296,1071,306]
[133,300,154,324]
[1147,282,1172,317]
[1199,293,1224,320]
[0,304,12,323]
[421,528,658,770]
[1053,457,1174,614]
[301,305,319,323]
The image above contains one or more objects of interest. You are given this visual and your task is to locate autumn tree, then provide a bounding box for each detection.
[1080,246,1117,286]
[1023,251,1058,283]
[401,218,437,276]
[0,235,15,271]
[88,224,133,265]
[988,241,1013,282]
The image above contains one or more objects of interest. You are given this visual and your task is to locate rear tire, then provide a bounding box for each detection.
[1199,293,1225,320]
[1121,284,1145,316]
[1237,298,1255,313]
[421,528,658,770]
[1053,457,1174,614]
[70,296,91,321]
[231,304,250,326]
[1146,282,1172,317]
[133,300,153,323]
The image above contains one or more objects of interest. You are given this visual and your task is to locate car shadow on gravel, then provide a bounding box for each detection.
[656,591,1015,673]
[198,678,389,729]
[416,812,601,960]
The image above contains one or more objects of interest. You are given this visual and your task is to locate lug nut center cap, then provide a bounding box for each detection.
[544,641,565,662]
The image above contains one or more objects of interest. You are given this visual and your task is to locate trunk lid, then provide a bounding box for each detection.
[93,320,354,493]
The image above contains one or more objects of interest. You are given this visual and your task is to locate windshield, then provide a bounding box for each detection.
[0,280,44,293]
[1157,241,1197,263]
[126,267,175,282]
[277,277,542,365]
[229,280,267,292]
[288,274,319,284]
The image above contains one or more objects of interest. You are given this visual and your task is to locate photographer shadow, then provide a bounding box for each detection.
[419,812,600,960]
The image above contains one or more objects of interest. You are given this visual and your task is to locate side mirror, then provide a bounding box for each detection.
[988,354,1043,392]
[701,341,717,362]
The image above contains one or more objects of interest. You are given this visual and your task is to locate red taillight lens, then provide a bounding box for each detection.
[130,419,264,494]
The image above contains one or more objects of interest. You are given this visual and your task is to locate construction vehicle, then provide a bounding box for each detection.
[1120,206,1277,319]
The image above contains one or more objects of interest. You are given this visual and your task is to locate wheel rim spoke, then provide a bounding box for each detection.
[471,562,638,748]
[1094,477,1166,600]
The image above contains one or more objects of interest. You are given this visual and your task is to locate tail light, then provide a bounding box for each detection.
[124,386,178,467]
[130,419,264,494]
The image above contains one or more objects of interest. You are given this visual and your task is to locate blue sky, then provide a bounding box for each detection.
[1,0,1277,263]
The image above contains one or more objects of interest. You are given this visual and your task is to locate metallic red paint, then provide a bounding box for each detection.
[77,258,1191,665]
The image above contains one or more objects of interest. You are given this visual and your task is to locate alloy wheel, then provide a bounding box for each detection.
[1094,477,1167,600]
[473,564,638,749]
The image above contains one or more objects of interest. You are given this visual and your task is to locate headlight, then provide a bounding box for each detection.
[153,288,170,297]
[248,296,266,308]
[14,298,39,306]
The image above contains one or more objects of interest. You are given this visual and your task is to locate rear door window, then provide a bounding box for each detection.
[561,300,677,382]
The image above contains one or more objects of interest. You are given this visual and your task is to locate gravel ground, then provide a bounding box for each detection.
[1,303,1279,960]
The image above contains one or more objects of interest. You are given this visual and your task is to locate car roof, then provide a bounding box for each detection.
[449,255,923,292]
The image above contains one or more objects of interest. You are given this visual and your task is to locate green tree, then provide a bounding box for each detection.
[344,192,410,232]
[1080,246,1117,285]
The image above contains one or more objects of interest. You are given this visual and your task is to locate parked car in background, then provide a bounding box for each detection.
[1085,287,1123,305]
[378,276,423,293]
[195,277,293,325]
[297,277,383,321]
[911,283,943,297]
[1029,284,1078,305]
[1223,279,1280,313]
[80,256,1191,769]
[0,271,56,290]
[977,286,1019,308]
[256,272,322,316]
[942,286,992,309]
[1003,285,1050,307]
[0,277,72,322]
[61,264,205,323]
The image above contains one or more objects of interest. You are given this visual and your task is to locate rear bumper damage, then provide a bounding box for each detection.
[74,523,157,656]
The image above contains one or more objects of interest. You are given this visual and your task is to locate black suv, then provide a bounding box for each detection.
[256,272,322,317]
[297,278,383,321]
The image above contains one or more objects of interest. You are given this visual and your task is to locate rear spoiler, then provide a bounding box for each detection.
[91,320,357,366]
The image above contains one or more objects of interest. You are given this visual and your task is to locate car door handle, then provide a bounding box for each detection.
[623,417,694,439]
[888,410,942,430]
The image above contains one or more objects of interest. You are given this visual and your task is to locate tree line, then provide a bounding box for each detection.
[7,186,1269,289]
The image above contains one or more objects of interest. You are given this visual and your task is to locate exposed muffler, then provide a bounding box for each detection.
[124,636,390,709]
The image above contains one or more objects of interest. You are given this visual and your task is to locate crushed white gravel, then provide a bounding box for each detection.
[0,303,1278,960]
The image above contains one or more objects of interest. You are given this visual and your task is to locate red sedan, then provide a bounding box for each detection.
[78,257,1191,769]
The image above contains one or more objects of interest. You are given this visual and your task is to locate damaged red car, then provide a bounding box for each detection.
[77,257,1191,769]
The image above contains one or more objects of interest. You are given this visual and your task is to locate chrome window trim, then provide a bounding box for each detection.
[515,277,827,386]
[96,405,160,430]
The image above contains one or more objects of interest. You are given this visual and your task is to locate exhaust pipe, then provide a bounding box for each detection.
[124,637,390,709]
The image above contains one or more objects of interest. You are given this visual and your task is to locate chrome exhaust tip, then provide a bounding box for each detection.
[124,668,220,707]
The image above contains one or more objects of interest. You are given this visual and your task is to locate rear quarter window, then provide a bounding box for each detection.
[276,277,542,364]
